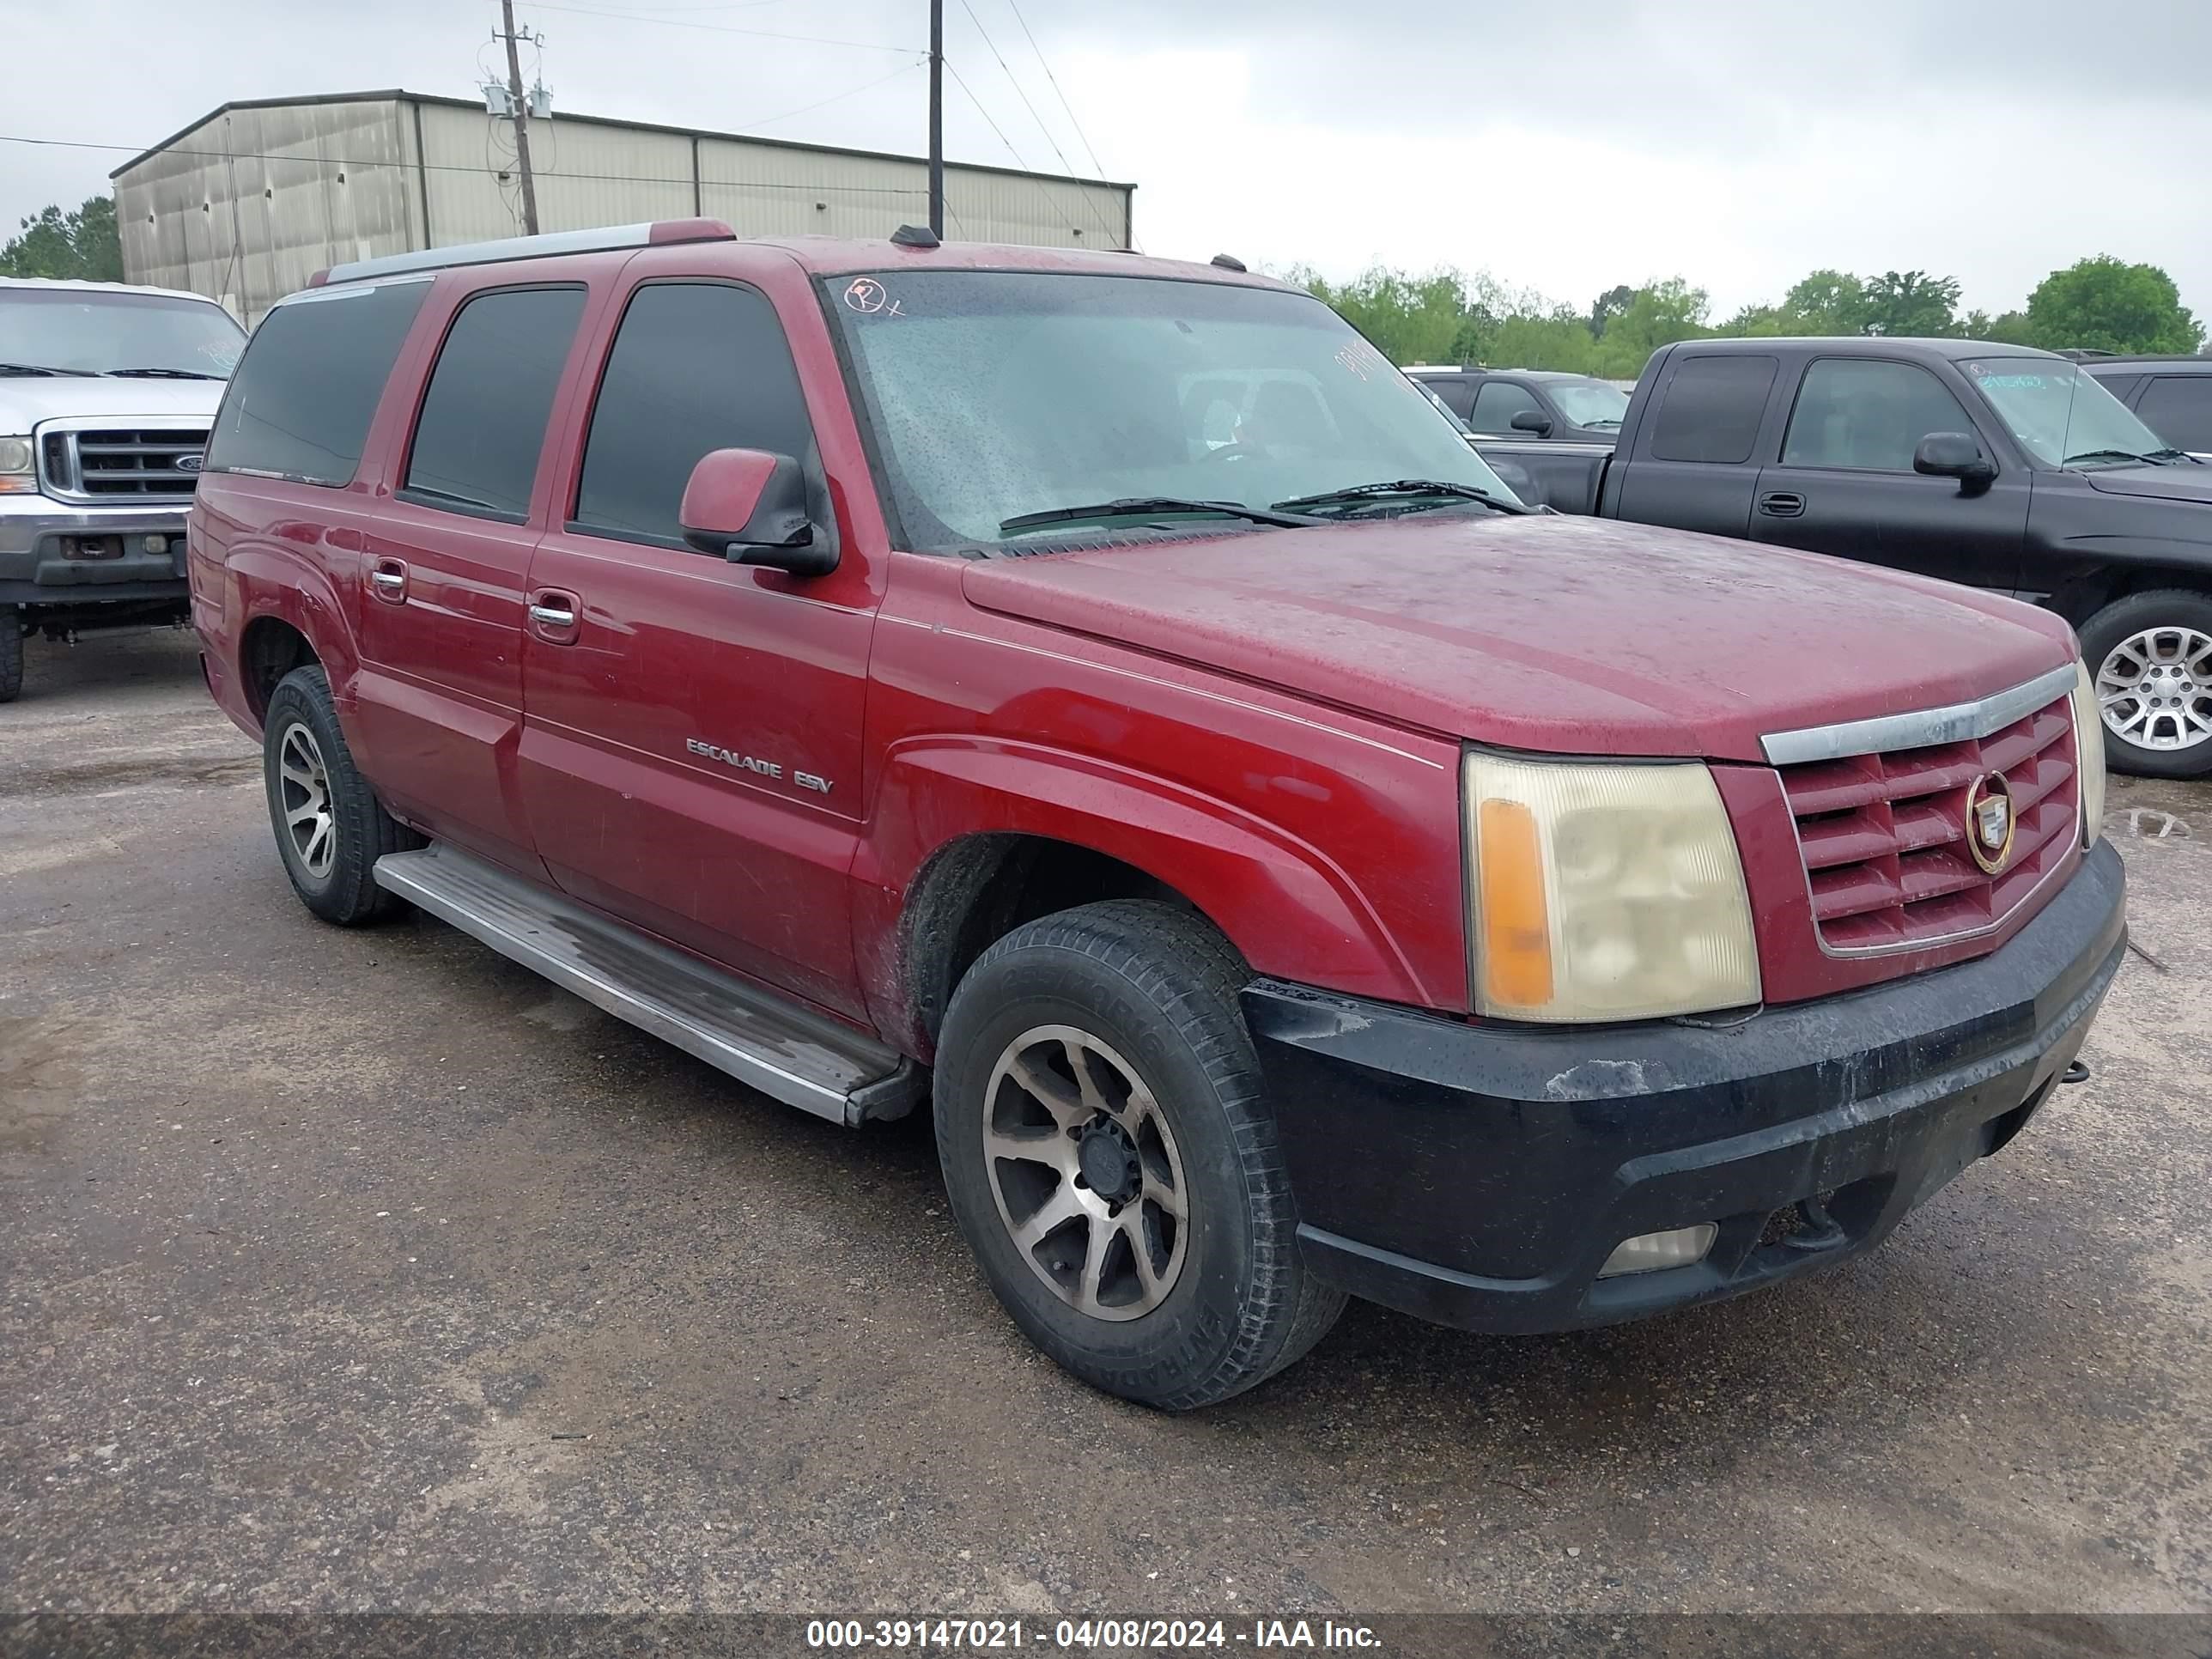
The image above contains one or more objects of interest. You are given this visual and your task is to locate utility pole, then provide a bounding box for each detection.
[927,0,944,238]
[497,0,541,236]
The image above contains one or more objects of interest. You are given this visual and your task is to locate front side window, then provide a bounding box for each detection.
[0,288,245,379]
[403,285,586,520]
[828,270,1516,550]
[1781,359,1976,472]
[1963,356,2172,467]
[1646,356,1777,465]
[206,279,429,486]
[574,282,816,546]
[2136,376,2212,453]
[1419,375,1475,419]
[1468,380,1546,433]
[1544,378,1630,428]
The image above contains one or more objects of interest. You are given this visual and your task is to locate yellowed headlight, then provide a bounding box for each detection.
[1466,754,1761,1022]
[2070,659,2107,848]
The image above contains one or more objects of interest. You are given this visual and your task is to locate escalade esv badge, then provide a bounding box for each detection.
[1964,772,2015,873]
[685,738,831,795]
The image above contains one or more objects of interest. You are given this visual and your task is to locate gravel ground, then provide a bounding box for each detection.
[3,629,2208,1640]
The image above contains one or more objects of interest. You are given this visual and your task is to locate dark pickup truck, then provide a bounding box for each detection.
[1474,337,2212,777]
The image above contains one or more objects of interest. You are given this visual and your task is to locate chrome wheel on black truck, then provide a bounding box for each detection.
[2079,591,2212,779]
[934,901,1345,1411]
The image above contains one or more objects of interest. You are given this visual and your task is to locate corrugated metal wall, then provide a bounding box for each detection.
[114,98,420,323]
[115,95,1133,321]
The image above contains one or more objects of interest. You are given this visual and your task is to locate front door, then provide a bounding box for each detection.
[350,282,589,872]
[1750,355,2028,591]
[519,277,878,1021]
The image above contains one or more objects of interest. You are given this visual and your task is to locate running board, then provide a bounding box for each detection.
[373,845,924,1127]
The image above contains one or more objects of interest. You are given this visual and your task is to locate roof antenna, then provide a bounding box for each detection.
[890,224,940,250]
[1209,253,1247,272]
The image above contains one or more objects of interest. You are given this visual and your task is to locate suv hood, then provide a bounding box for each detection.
[0,379,224,428]
[962,514,2075,763]
[2081,461,2212,506]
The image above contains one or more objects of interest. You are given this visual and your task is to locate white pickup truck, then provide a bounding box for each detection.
[0,277,245,701]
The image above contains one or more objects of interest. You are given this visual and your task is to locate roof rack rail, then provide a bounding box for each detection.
[314,219,737,287]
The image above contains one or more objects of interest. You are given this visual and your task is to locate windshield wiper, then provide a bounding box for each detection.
[2146,447,2202,464]
[1271,479,1536,517]
[0,361,96,377]
[1583,418,1624,429]
[106,367,225,380]
[2063,448,2161,467]
[999,496,1318,535]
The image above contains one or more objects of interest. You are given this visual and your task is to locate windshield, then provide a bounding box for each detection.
[1545,378,1629,428]
[1964,356,2171,466]
[828,270,1520,549]
[0,288,245,377]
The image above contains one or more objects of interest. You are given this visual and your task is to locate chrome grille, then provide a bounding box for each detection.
[38,425,210,503]
[1778,691,2078,952]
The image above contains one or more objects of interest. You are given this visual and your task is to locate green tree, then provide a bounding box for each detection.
[1778,270,1868,335]
[2021,256,2203,355]
[0,194,123,282]
[1588,283,1636,339]
[1858,270,1961,337]
[1590,279,1712,378]
[1291,265,1480,365]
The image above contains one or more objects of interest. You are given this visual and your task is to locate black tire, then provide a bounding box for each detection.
[2077,589,2212,780]
[261,665,416,924]
[0,605,22,704]
[934,900,1346,1411]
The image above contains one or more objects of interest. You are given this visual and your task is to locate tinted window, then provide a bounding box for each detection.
[2136,376,2212,453]
[403,286,586,520]
[2086,372,2142,404]
[207,280,428,486]
[574,283,815,545]
[1469,380,1547,432]
[1781,358,1976,471]
[1647,355,1778,465]
[1419,376,1475,419]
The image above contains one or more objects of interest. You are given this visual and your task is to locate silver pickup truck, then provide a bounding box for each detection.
[0,277,244,701]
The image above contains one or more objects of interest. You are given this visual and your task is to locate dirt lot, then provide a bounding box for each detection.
[3,631,2209,1632]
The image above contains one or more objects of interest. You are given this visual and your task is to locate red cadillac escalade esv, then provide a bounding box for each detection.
[190,221,2124,1409]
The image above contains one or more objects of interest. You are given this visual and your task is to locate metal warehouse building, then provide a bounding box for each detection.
[110,89,1135,322]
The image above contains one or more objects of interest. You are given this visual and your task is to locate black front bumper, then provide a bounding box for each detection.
[1244,839,2127,1334]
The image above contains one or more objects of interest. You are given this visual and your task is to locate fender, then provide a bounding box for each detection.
[219,536,362,733]
[853,734,1449,1053]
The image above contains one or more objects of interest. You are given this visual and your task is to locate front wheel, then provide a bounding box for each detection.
[2079,590,2212,779]
[934,901,1345,1411]
[0,605,22,703]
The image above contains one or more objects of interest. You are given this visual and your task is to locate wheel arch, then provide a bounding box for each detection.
[225,546,360,733]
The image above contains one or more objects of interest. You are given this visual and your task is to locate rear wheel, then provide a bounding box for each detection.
[2080,590,2212,779]
[0,605,22,703]
[934,901,1345,1411]
[262,665,416,924]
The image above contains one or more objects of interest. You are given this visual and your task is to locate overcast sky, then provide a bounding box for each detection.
[8,0,2210,324]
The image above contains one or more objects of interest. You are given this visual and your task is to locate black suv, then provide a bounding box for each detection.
[2081,356,2212,461]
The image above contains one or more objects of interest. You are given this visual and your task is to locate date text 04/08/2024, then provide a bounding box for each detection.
[805,1619,1383,1650]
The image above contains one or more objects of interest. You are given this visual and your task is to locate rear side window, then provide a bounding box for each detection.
[1420,376,1475,419]
[1780,358,1976,472]
[2136,376,2212,453]
[1469,379,1546,433]
[1647,355,1778,465]
[573,282,815,547]
[207,280,428,486]
[402,285,586,520]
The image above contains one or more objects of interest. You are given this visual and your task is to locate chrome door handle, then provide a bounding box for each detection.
[529,603,576,627]
[369,570,405,591]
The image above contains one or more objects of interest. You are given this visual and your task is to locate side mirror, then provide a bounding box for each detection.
[1509,409,1555,436]
[1913,432,1997,489]
[679,447,836,576]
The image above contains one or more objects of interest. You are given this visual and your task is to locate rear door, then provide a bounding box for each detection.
[1750,355,2028,591]
[349,281,589,870]
[518,275,878,1021]
[1605,351,1779,538]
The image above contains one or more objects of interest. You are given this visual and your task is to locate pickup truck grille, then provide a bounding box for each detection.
[1778,691,2079,952]
[38,427,210,503]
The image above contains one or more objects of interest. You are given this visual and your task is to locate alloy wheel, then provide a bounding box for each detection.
[982,1024,1189,1322]
[276,721,337,879]
[2096,626,2212,753]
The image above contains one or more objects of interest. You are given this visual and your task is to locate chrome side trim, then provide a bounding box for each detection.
[1760,663,2078,767]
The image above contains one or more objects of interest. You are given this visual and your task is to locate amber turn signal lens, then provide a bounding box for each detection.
[1476,798,1553,1010]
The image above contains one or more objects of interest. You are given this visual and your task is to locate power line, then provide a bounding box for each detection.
[748,61,927,131]
[942,60,1032,173]
[1001,0,1111,182]
[517,1,922,52]
[953,0,1121,248]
